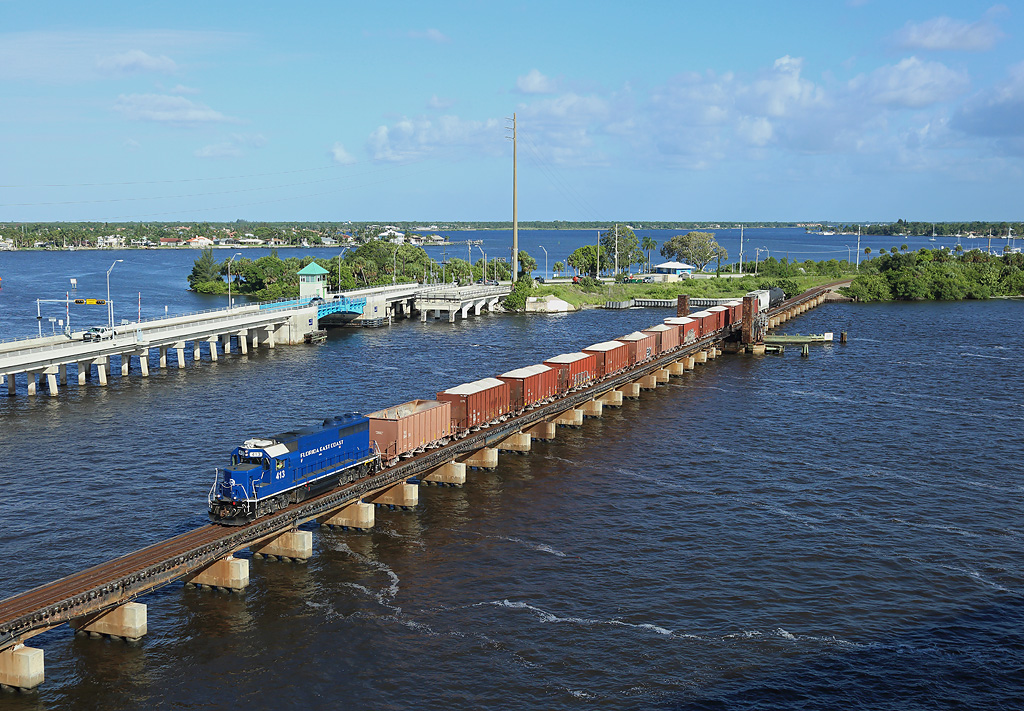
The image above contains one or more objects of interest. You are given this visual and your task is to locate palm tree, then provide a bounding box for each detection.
[641,236,657,273]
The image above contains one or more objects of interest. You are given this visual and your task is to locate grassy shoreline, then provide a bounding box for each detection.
[531,274,853,308]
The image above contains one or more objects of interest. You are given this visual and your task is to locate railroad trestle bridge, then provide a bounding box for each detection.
[0,287,831,691]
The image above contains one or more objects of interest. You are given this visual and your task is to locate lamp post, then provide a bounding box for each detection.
[226,252,242,309]
[539,245,547,280]
[477,245,487,282]
[392,247,397,285]
[106,259,123,328]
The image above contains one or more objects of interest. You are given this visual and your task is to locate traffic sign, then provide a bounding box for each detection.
[73,298,106,305]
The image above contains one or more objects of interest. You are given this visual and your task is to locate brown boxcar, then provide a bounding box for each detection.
[543,352,597,394]
[499,364,558,411]
[664,316,698,344]
[688,310,715,337]
[724,300,743,326]
[582,341,629,377]
[643,323,680,353]
[617,331,658,365]
[367,399,452,461]
[708,305,729,330]
[437,377,510,431]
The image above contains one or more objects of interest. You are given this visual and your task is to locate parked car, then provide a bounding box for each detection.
[82,326,115,342]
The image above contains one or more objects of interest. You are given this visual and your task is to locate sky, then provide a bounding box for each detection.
[2,1,1023,224]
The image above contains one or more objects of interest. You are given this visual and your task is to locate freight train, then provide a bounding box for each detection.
[208,291,775,525]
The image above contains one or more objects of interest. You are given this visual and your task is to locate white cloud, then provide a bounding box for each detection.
[168,84,201,95]
[408,28,449,43]
[331,142,357,164]
[0,30,243,82]
[859,57,969,108]
[367,115,502,162]
[744,56,826,117]
[516,69,557,94]
[114,94,237,124]
[896,15,1004,52]
[96,49,177,74]
[427,95,455,109]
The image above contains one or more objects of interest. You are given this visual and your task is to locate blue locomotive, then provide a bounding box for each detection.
[208,413,378,525]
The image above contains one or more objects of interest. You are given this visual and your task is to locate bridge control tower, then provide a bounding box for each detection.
[298,263,329,300]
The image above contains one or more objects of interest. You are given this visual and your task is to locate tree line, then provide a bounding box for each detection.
[840,248,1024,301]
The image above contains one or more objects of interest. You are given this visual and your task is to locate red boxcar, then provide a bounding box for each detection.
[708,305,729,330]
[582,341,629,377]
[499,364,558,411]
[543,352,597,394]
[688,310,715,337]
[643,323,680,353]
[724,300,743,326]
[664,316,698,344]
[617,331,658,365]
[436,377,510,430]
[367,399,452,461]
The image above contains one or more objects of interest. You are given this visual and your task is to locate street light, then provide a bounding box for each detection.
[392,247,397,285]
[539,245,548,280]
[226,252,242,309]
[477,245,487,282]
[106,259,123,328]
[754,248,770,276]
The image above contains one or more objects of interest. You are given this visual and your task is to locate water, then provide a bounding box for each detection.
[1,251,1023,709]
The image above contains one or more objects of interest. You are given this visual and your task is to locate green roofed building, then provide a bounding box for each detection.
[298,262,329,300]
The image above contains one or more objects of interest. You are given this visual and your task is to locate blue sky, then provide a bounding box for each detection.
[2,1,1023,223]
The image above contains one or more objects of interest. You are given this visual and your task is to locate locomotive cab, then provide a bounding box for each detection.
[208,438,288,523]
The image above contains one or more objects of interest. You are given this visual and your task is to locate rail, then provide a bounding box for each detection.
[0,285,832,651]
[0,327,729,651]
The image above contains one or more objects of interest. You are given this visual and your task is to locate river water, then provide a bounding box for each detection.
[1,250,1023,709]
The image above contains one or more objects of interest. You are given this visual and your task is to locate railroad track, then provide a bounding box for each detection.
[0,287,830,651]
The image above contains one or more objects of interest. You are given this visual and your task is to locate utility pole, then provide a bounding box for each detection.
[508,113,518,281]
[614,224,618,277]
[856,225,861,270]
[739,225,744,273]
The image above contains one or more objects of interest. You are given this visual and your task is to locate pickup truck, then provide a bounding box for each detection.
[82,326,115,342]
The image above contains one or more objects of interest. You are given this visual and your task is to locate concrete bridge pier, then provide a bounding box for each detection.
[421,460,467,486]
[553,408,584,428]
[185,555,249,592]
[668,361,686,376]
[462,447,499,469]
[70,602,147,642]
[207,337,219,362]
[0,644,44,692]
[618,383,641,399]
[59,364,67,386]
[498,431,532,453]
[527,421,557,441]
[158,347,168,369]
[582,399,603,418]
[320,500,375,530]
[654,368,670,383]
[636,374,658,391]
[252,530,313,562]
[598,389,623,407]
[221,334,232,355]
[5,375,13,396]
[263,325,276,349]
[236,330,249,355]
[174,342,186,368]
[26,372,38,396]
[137,350,150,377]
[367,482,419,510]
[695,351,707,364]
[44,366,59,396]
